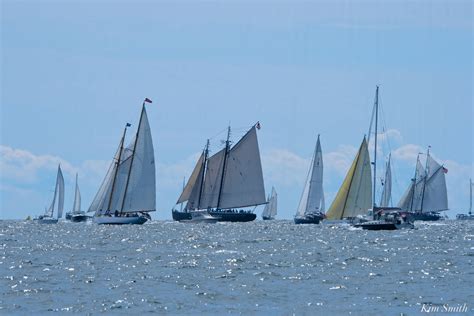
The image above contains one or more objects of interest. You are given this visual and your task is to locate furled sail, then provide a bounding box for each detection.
[219,127,266,209]
[262,187,277,218]
[296,135,325,217]
[379,155,392,207]
[326,137,372,220]
[72,173,81,214]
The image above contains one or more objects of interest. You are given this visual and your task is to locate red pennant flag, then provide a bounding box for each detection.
[443,167,448,174]
[255,121,261,130]
[144,98,152,103]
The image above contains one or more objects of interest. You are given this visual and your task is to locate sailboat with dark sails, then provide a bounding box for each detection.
[89,98,155,225]
[172,123,266,222]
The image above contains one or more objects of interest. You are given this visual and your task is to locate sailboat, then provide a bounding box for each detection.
[35,165,64,224]
[398,147,448,221]
[262,187,277,220]
[172,124,266,222]
[89,99,155,225]
[324,136,372,223]
[69,173,88,222]
[456,179,474,220]
[294,135,325,224]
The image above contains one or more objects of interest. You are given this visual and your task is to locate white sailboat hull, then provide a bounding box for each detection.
[93,215,148,225]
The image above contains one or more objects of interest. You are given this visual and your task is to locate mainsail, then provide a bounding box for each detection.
[379,155,392,207]
[398,151,448,213]
[262,187,277,219]
[177,125,266,211]
[72,173,81,214]
[46,165,64,219]
[296,135,325,217]
[88,105,156,215]
[325,137,372,220]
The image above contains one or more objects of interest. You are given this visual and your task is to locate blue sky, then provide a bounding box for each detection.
[1,1,472,220]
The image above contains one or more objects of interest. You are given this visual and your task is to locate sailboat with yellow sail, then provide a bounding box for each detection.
[323,137,372,224]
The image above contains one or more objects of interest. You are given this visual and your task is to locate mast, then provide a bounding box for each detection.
[372,86,379,209]
[197,139,210,209]
[180,177,185,212]
[217,126,231,210]
[470,178,472,215]
[121,102,146,212]
[409,154,420,212]
[420,146,430,213]
[107,124,128,211]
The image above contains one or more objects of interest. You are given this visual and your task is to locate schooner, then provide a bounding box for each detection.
[262,187,277,220]
[172,124,266,222]
[89,99,156,225]
[35,165,64,224]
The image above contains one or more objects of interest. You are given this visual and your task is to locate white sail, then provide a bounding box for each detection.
[199,148,225,209]
[122,107,156,213]
[296,135,325,217]
[219,127,266,209]
[379,155,392,207]
[72,173,81,214]
[56,166,64,219]
[262,187,277,218]
[398,157,425,211]
[421,154,448,212]
[397,180,414,211]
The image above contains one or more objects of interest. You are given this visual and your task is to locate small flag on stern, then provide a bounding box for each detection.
[256,121,261,130]
[126,123,131,127]
[144,98,153,103]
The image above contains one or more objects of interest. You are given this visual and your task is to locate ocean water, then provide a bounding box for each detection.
[1,220,473,315]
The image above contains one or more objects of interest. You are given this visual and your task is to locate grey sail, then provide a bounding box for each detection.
[72,173,81,214]
[262,187,277,218]
[122,107,156,213]
[199,148,226,209]
[379,155,392,207]
[296,135,325,217]
[421,154,448,212]
[398,157,425,211]
[219,126,266,209]
[47,165,64,219]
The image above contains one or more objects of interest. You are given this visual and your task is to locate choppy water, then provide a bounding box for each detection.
[1,220,473,315]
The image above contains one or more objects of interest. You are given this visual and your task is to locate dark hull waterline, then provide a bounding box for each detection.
[70,214,89,222]
[294,216,323,224]
[409,212,442,222]
[172,210,256,222]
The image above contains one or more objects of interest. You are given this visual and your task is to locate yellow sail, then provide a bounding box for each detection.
[325,137,372,219]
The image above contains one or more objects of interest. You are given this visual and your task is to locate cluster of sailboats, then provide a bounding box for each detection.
[33,89,471,228]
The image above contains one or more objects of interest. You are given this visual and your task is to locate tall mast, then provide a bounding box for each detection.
[197,139,210,209]
[217,126,231,210]
[469,178,472,215]
[372,86,379,209]
[419,146,430,213]
[121,103,146,212]
[108,125,128,211]
[409,154,421,212]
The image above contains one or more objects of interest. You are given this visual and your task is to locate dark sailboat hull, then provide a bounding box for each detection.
[65,212,72,220]
[262,216,274,220]
[294,216,323,224]
[354,221,414,230]
[408,212,442,222]
[70,214,89,222]
[172,210,256,222]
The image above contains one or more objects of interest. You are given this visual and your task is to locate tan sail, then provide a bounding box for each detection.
[325,137,372,219]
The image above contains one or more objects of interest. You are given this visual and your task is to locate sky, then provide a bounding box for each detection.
[1,0,472,220]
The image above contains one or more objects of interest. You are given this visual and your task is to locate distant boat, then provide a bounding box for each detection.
[35,165,64,224]
[324,137,372,222]
[172,124,266,222]
[294,135,325,224]
[68,173,88,222]
[398,147,448,221]
[89,99,155,225]
[262,187,277,220]
[456,178,474,220]
[354,210,414,230]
